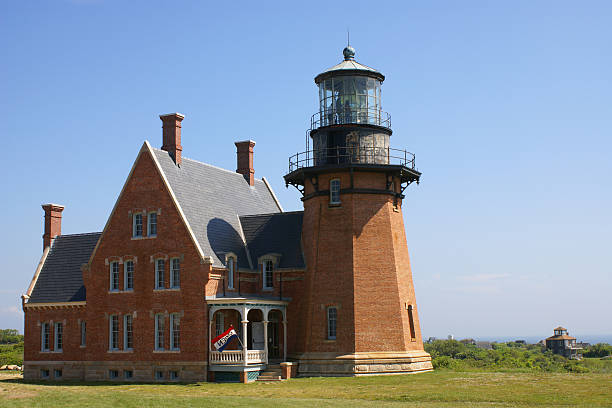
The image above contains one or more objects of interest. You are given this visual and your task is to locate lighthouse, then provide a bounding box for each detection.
[284,46,433,375]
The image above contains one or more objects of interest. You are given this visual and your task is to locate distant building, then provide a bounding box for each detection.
[475,341,493,350]
[545,327,582,359]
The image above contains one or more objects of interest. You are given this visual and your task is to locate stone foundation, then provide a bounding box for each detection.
[23,361,208,382]
[294,350,433,377]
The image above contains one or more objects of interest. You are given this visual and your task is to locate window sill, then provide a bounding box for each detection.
[324,339,336,343]
[131,236,156,241]
[153,288,180,292]
[328,203,342,208]
[108,290,134,294]
[262,287,273,292]
[153,350,180,353]
[107,349,134,353]
[39,350,63,353]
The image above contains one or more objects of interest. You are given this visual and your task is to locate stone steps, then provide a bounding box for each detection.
[256,364,284,382]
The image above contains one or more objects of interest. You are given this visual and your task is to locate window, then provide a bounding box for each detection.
[215,312,224,337]
[263,260,274,289]
[124,370,133,379]
[148,212,157,237]
[41,323,50,351]
[124,260,134,291]
[330,179,341,204]
[170,313,180,350]
[155,259,165,289]
[155,370,164,380]
[133,213,143,237]
[80,321,86,347]
[227,258,235,289]
[54,322,63,352]
[40,369,49,378]
[407,305,416,340]
[54,369,62,378]
[109,369,119,379]
[109,315,119,350]
[327,307,337,340]
[170,371,179,380]
[155,314,165,350]
[170,258,180,289]
[124,314,133,350]
[109,261,120,291]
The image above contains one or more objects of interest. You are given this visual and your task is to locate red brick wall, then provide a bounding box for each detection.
[82,149,210,363]
[298,170,425,354]
[24,308,86,362]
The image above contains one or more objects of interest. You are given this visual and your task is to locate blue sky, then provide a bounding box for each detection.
[1,0,610,340]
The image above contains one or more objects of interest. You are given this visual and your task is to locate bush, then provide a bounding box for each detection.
[582,343,612,358]
[0,329,23,344]
[0,342,24,366]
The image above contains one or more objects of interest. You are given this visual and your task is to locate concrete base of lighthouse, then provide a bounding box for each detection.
[293,351,433,377]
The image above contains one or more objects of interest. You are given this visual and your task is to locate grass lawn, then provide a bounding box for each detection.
[1,370,611,407]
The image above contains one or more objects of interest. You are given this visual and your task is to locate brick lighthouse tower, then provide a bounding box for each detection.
[285,46,433,375]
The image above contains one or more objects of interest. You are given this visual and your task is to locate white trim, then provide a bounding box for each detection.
[155,258,165,290]
[54,322,63,352]
[124,260,134,291]
[132,212,144,238]
[262,177,283,212]
[24,245,51,300]
[170,313,180,351]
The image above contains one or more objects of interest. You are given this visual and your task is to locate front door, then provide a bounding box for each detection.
[267,321,280,359]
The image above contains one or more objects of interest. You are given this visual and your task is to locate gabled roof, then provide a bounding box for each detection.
[151,147,282,268]
[240,211,304,269]
[28,233,101,303]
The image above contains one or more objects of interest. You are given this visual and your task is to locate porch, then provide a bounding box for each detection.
[206,297,290,378]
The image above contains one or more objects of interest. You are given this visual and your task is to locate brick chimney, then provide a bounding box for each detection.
[42,204,64,250]
[160,113,184,165]
[235,140,256,186]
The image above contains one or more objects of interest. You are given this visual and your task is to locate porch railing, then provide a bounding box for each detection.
[209,350,267,365]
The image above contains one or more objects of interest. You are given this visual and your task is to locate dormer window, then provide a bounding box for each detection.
[263,259,274,290]
[330,179,341,204]
[133,213,143,237]
[227,257,235,289]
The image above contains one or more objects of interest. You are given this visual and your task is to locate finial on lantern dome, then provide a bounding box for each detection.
[343,45,355,60]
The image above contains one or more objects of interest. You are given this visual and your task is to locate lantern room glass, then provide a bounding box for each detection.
[318,76,382,127]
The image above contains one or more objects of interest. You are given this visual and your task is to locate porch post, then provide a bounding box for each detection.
[283,319,288,362]
[263,320,269,364]
[242,306,248,366]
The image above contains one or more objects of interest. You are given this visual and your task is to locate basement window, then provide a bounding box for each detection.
[155,370,164,380]
[109,370,119,379]
[124,370,133,379]
[170,371,179,380]
[40,369,49,379]
[54,369,62,379]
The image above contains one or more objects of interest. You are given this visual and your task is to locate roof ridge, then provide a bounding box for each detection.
[151,147,266,184]
[240,211,303,218]
[56,232,102,238]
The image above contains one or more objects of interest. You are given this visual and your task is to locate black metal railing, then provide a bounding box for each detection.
[288,146,415,172]
[311,107,391,130]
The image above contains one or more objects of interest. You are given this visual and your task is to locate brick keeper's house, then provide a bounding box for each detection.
[22,46,433,382]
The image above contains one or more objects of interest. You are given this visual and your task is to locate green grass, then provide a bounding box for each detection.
[2,371,612,407]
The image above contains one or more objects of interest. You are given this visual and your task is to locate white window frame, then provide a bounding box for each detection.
[109,315,119,351]
[54,322,63,352]
[155,259,165,290]
[41,322,50,351]
[133,213,143,237]
[170,313,180,351]
[327,307,337,340]
[109,261,120,291]
[170,258,180,289]
[80,321,86,347]
[148,211,157,237]
[330,179,341,204]
[155,313,165,350]
[124,314,133,350]
[227,257,235,289]
[124,260,134,291]
[263,259,274,290]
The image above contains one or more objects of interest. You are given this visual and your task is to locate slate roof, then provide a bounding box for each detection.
[28,233,101,303]
[240,212,304,269]
[152,148,283,268]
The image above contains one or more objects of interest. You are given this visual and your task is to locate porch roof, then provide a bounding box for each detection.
[205,295,290,307]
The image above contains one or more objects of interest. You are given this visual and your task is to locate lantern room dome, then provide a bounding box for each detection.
[315,46,385,84]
